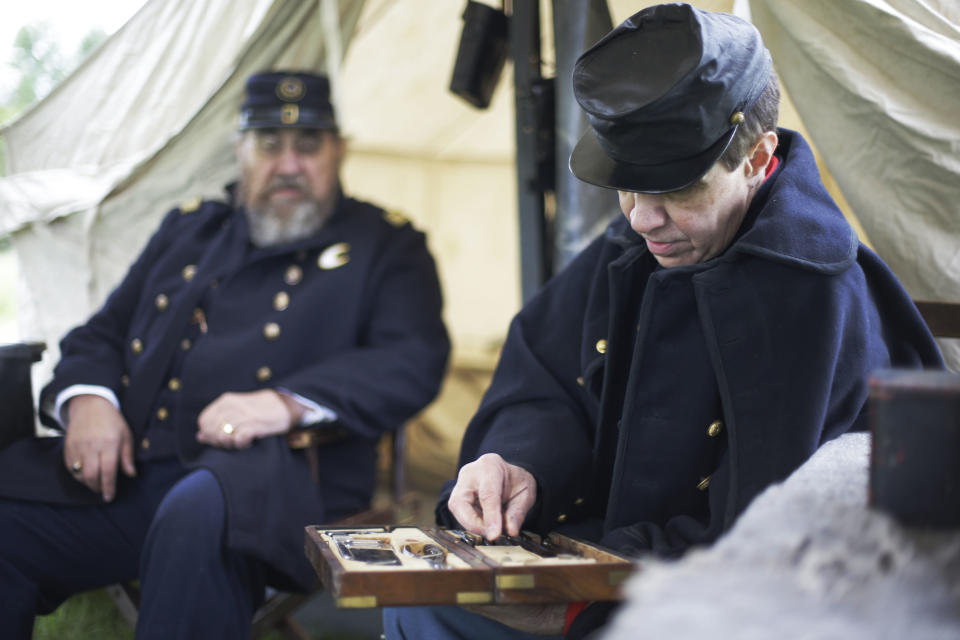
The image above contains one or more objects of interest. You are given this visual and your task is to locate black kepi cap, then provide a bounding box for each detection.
[569,3,772,193]
[239,71,338,131]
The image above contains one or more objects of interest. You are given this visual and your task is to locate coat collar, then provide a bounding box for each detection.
[727,129,858,274]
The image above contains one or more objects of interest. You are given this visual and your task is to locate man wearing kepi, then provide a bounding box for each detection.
[0,71,449,637]
[384,4,942,639]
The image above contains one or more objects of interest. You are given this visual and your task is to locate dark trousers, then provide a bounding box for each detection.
[0,461,267,639]
[383,605,565,640]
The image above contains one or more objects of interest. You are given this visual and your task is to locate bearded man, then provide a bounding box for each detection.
[0,70,450,639]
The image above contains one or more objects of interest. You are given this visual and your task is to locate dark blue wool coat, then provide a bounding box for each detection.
[438,130,942,559]
[0,188,449,587]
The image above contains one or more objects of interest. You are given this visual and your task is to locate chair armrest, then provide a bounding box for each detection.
[285,425,350,449]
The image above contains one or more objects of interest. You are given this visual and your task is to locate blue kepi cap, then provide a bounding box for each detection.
[569,3,773,193]
[239,71,338,131]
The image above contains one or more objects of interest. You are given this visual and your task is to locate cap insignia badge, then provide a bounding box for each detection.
[276,77,306,101]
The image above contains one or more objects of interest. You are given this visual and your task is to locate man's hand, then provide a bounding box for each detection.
[63,395,136,502]
[196,389,303,449]
[462,603,566,636]
[447,453,537,541]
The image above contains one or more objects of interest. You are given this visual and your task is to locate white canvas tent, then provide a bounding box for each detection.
[0,0,957,427]
[753,0,960,370]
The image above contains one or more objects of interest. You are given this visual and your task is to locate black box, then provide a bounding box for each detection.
[869,368,960,526]
[0,342,46,449]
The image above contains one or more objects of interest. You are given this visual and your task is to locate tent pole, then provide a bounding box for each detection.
[551,0,615,273]
[510,0,550,302]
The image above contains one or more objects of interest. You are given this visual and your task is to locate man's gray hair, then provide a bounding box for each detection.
[719,68,781,170]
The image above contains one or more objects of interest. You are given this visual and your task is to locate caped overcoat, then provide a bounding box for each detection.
[439,130,942,558]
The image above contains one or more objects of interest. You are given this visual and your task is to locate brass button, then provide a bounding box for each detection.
[576,376,584,387]
[141,437,150,450]
[121,374,130,387]
[263,322,281,340]
[595,339,607,354]
[284,265,303,286]
[274,291,290,311]
[155,293,169,311]
[168,378,181,391]
[256,366,272,382]
[697,476,711,491]
[707,420,724,438]
[156,407,169,421]
[281,103,299,125]
[574,497,585,506]
[181,338,192,351]
[730,111,745,125]
[182,264,197,281]
[556,513,568,523]
[131,338,144,354]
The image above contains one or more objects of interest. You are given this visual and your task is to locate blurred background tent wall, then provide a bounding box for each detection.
[0,0,957,490]
[750,0,960,372]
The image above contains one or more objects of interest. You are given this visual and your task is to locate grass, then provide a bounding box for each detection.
[31,588,371,639]
[33,588,291,639]
[33,589,134,640]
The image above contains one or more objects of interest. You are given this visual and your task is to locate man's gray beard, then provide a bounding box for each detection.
[244,200,330,247]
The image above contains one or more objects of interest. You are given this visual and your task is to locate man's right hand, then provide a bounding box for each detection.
[447,453,537,541]
[63,395,136,502]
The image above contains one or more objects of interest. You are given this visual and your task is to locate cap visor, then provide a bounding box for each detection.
[569,127,736,194]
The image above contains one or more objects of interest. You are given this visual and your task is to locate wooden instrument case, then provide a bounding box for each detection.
[305,525,636,608]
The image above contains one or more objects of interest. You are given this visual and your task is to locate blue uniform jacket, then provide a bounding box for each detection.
[438,130,942,560]
[2,187,449,587]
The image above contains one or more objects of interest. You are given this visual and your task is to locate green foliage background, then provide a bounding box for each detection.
[1,22,106,176]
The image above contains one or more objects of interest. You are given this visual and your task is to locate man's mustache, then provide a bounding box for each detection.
[267,177,307,193]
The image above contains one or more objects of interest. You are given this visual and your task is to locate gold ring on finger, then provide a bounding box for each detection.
[221,422,235,435]
[70,460,83,473]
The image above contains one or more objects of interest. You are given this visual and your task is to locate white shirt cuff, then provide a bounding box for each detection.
[53,385,120,428]
[279,389,337,425]
[52,385,335,428]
